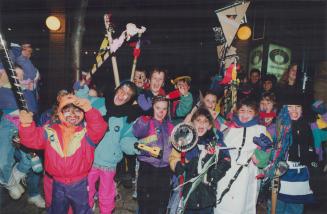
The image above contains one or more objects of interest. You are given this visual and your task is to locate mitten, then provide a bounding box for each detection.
[73,98,92,112]
[253,134,273,151]
[19,110,33,127]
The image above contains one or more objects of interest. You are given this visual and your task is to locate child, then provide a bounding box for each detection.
[259,92,277,135]
[133,69,148,94]
[169,108,231,213]
[133,96,174,214]
[185,90,226,132]
[18,94,107,213]
[267,95,317,214]
[167,76,193,123]
[214,98,272,214]
[88,81,140,213]
[137,68,166,114]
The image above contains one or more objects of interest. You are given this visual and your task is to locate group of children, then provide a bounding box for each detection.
[1,56,326,214]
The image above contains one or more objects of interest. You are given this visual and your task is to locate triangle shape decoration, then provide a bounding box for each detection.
[216,1,250,46]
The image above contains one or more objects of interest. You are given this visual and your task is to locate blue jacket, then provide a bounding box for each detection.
[93,116,138,169]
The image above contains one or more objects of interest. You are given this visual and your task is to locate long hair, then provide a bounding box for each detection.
[278,63,298,87]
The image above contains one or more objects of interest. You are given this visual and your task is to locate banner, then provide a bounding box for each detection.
[248,44,263,72]
[267,43,292,80]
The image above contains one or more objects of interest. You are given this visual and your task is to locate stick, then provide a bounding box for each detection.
[0,34,28,110]
[104,14,120,87]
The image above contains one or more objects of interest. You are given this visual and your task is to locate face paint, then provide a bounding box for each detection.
[238,105,256,123]
[287,105,302,121]
[153,100,168,121]
[193,115,212,137]
[134,71,146,88]
[114,85,134,106]
[61,106,84,126]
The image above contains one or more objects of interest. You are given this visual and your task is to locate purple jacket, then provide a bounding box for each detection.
[133,116,174,168]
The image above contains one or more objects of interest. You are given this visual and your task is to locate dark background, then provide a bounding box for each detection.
[0,0,326,110]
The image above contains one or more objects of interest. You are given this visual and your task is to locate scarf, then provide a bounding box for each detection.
[229,115,259,128]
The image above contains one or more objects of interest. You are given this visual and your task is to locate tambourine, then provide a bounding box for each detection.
[171,123,198,152]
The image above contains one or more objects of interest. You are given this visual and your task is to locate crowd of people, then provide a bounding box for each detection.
[0,41,326,214]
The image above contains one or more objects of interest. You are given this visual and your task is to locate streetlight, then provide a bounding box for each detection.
[45,16,61,31]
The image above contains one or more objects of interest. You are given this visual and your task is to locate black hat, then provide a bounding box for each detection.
[279,93,303,106]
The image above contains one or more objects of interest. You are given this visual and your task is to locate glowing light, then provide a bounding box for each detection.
[237,25,252,41]
[46,16,61,31]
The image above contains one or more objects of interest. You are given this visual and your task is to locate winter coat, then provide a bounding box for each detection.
[19,108,107,184]
[133,116,174,168]
[214,124,270,214]
[93,116,138,169]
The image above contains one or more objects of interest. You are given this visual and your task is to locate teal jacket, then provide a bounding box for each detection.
[93,116,138,169]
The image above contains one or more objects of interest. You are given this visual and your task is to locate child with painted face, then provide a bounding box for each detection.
[88,81,140,214]
[266,95,318,214]
[18,94,108,214]
[169,108,231,213]
[133,96,174,214]
[214,98,272,214]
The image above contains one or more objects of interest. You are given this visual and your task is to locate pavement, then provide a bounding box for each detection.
[1,171,326,214]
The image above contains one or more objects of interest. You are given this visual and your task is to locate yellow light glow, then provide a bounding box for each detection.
[237,25,252,41]
[46,16,61,31]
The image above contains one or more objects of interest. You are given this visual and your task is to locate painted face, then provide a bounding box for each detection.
[260,99,274,113]
[287,105,302,121]
[193,115,212,137]
[250,72,260,84]
[133,71,147,88]
[238,105,256,123]
[150,71,165,95]
[204,94,218,111]
[61,105,84,126]
[289,65,297,82]
[114,85,134,106]
[263,80,273,92]
[153,100,168,121]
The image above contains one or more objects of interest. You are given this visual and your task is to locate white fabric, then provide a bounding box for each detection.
[214,125,266,214]
[279,180,313,196]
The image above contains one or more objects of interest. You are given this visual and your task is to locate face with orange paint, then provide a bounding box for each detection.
[61,104,84,126]
[153,100,168,121]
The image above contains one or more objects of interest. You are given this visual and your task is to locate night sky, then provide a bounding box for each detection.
[0,0,326,109]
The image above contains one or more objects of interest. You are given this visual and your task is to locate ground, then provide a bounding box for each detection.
[0,172,326,214]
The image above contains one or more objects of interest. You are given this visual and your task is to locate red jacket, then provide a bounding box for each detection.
[19,108,108,184]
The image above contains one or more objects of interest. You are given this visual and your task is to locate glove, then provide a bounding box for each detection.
[253,134,273,151]
[175,161,185,175]
[312,100,327,115]
[19,110,33,127]
[73,98,92,112]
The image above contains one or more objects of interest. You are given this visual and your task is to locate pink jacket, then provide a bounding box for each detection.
[19,108,108,184]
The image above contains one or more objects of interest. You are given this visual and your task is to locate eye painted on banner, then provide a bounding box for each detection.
[269,49,289,65]
[250,50,262,65]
